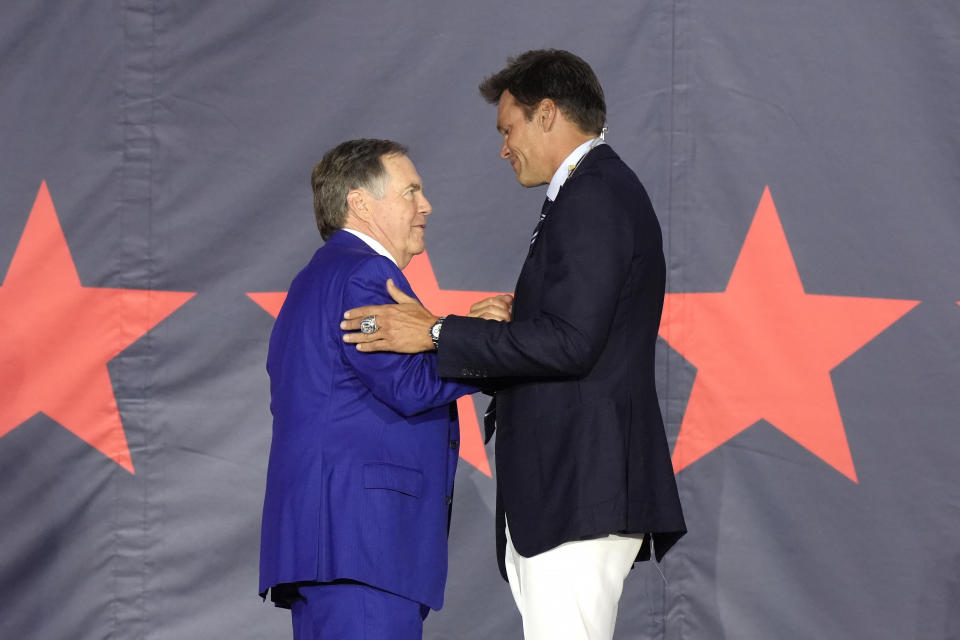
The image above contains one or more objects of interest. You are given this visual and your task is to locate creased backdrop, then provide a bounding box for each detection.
[1,2,958,638]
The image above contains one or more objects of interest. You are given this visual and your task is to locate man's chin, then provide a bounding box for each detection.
[517,175,546,188]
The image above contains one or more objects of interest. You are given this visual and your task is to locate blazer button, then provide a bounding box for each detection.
[445,495,453,505]
[449,439,459,449]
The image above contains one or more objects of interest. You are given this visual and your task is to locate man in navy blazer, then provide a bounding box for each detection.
[259,139,500,639]
[342,52,686,639]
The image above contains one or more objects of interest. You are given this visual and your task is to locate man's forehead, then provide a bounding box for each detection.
[496,91,510,119]
[382,154,421,187]
[495,103,509,131]
[496,91,522,130]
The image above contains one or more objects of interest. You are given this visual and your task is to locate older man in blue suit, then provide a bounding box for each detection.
[259,139,507,640]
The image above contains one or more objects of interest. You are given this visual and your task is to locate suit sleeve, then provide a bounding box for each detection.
[341,256,477,416]
[437,173,641,379]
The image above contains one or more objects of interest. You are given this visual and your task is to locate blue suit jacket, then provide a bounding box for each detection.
[259,230,474,611]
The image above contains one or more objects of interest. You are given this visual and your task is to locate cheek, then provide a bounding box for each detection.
[408,216,423,239]
[517,140,533,163]
[409,230,425,249]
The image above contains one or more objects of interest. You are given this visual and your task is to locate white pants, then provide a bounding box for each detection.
[504,520,644,640]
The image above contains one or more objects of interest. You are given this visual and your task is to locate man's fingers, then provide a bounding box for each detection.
[340,317,364,331]
[473,309,510,322]
[343,302,392,321]
[468,294,514,321]
[353,341,385,351]
[340,330,392,351]
[468,298,510,320]
[386,278,415,304]
[342,330,382,344]
[469,299,493,313]
[469,295,511,314]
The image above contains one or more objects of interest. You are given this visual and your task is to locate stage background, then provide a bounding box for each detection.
[1,2,958,638]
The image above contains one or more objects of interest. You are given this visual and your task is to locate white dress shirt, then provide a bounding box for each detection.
[343,228,397,266]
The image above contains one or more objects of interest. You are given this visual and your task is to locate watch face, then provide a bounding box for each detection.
[431,323,441,338]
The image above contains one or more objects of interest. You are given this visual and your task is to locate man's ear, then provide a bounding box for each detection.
[537,98,558,132]
[346,189,368,220]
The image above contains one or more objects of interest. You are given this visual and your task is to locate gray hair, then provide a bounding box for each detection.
[310,138,408,240]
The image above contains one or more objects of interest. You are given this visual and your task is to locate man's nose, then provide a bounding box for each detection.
[499,141,510,159]
[419,193,432,215]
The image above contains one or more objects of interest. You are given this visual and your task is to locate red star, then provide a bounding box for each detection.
[0,182,194,473]
[248,250,503,476]
[659,187,918,482]
[247,292,286,317]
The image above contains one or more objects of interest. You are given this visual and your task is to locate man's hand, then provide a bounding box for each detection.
[467,294,514,322]
[341,279,437,353]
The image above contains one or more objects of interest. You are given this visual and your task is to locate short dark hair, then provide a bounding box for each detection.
[310,138,408,240]
[479,49,606,135]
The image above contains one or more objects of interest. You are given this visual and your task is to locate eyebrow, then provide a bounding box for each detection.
[405,183,422,192]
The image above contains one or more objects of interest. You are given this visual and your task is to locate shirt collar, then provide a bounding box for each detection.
[342,228,398,266]
[545,137,605,201]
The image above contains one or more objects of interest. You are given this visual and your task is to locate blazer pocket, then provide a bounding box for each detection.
[363,462,423,498]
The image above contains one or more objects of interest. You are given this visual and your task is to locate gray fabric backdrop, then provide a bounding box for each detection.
[1,1,958,638]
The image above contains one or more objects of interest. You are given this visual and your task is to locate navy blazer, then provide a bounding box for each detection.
[259,231,474,611]
[437,145,686,577]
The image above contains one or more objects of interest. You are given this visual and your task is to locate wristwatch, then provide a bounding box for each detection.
[430,316,446,350]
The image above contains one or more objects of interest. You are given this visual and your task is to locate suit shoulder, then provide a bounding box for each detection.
[558,157,660,240]
[328,246,417,301]
[571,149,653,206]
[573,147,643,188]
[562,165,647,210]
[308,241,401,280]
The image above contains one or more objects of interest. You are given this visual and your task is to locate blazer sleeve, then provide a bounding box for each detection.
[341,256,477,416]
[437,173,642,379]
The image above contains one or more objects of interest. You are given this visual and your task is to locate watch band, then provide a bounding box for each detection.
[430,316,446,350]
